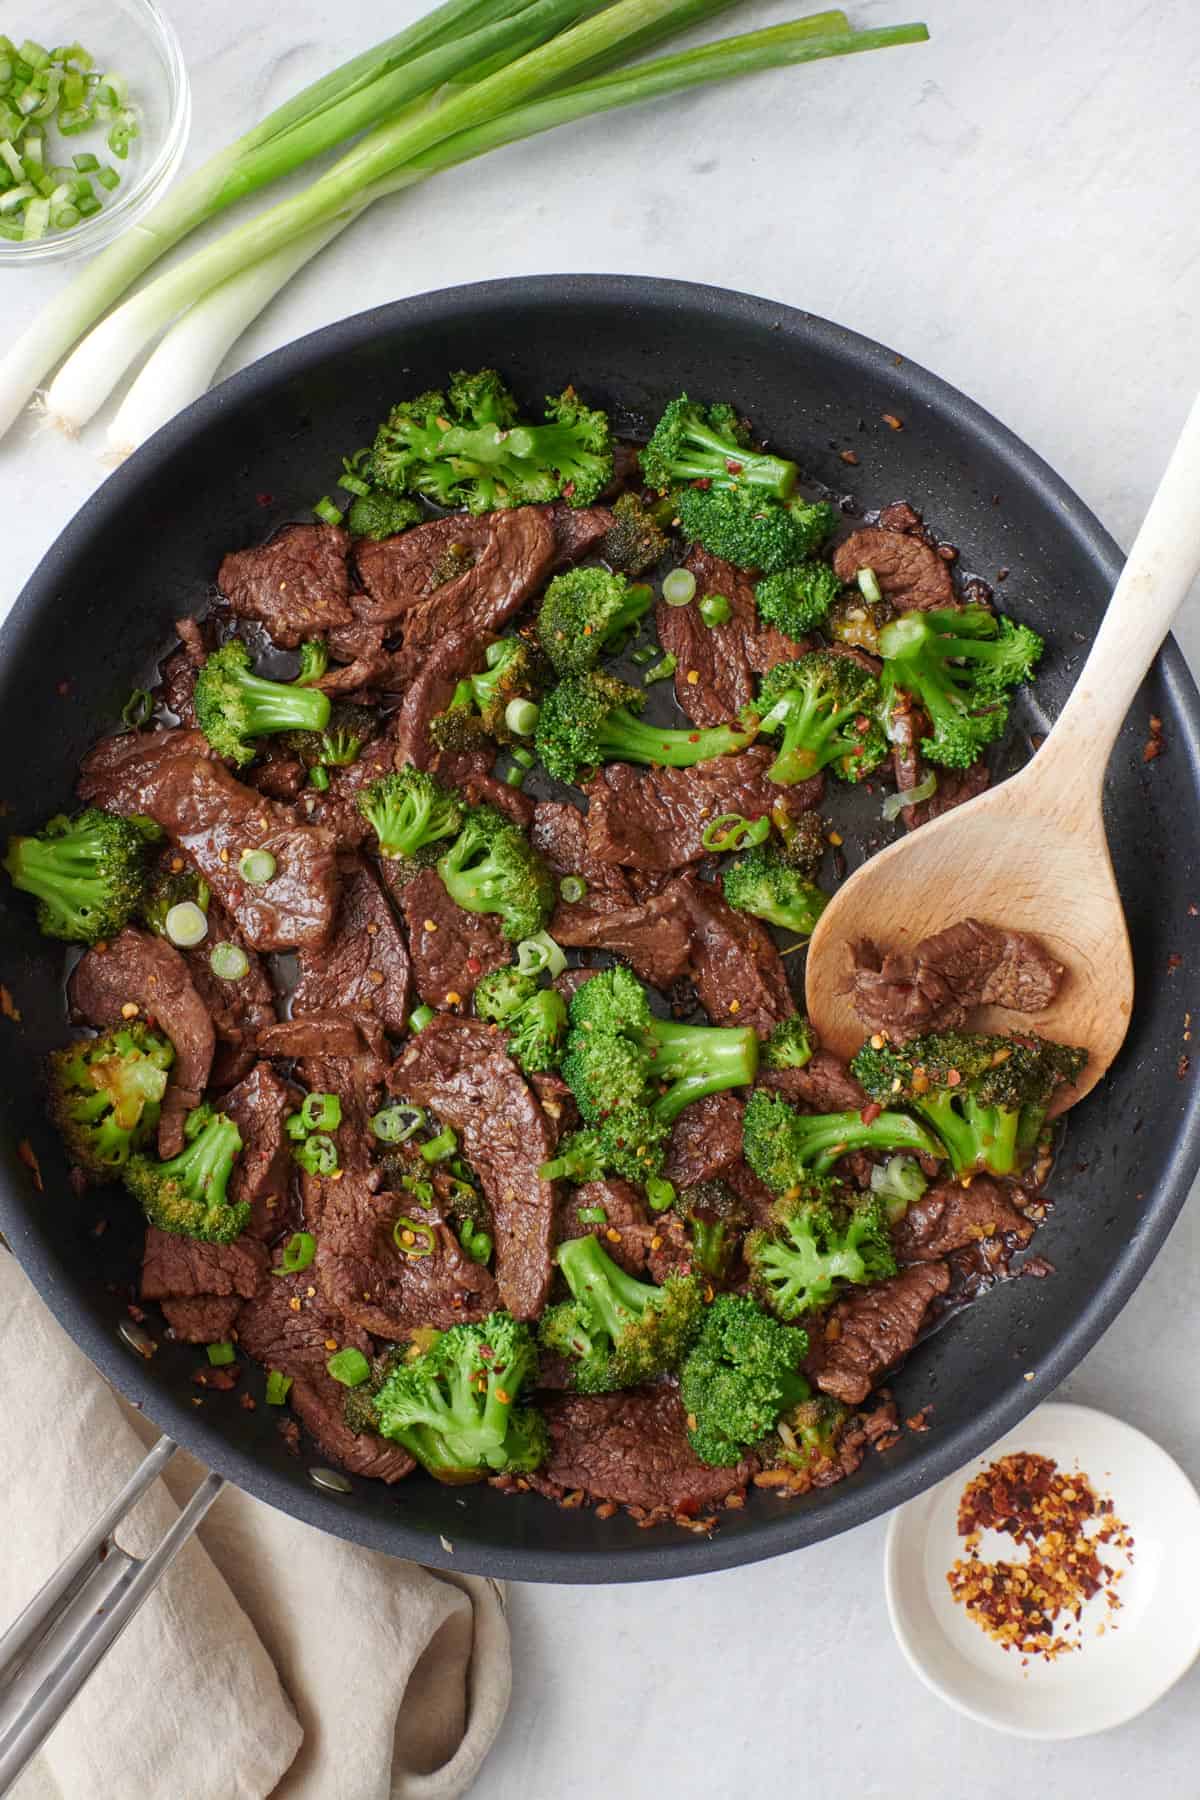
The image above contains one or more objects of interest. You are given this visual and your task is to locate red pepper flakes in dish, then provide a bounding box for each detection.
[946,1451,1134,1663]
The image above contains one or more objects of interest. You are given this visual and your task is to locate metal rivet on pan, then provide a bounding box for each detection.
[309,1467,353,1495]
[117,1319,155,1357]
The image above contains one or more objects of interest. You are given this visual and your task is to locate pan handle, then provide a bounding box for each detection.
[0,1435,224,1796]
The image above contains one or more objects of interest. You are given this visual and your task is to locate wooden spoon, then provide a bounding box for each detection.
[805,390,1200,1113]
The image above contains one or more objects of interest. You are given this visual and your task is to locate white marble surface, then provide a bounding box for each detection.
[4,0,1200,1792]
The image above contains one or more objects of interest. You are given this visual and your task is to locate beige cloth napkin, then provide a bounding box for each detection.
[0,1251,511,1800]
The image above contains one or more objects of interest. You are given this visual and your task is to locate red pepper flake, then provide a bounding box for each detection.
[17,1139,43,1191]
[56,680,72,698]
[725,459,744,476]
[1144,714,1165,762]
[0,983,20,1023]
[465,954,482,976]
[839,449,860,466]
[1178,1054,1191,1079]
[860,1100,883,1126]
[691,477,712,490]
[1167,953,1182,974]
[255,492,274,507]
[882,413,903,431]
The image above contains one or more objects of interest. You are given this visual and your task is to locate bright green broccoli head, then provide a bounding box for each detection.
[539,1234,703,1392]
[4,807,150,944]
[371,1311,546,1482]
[436,805,554,942]
[754,560,843,637]
[534,669,754,787]
[745,1177,897,1321]
[762,1016,815,1071]
[850,1030,1086,1177]
[357,768,463,860]
[194,639,331,767]
[722,843,828,938]
[475,967,567,1073]
[640,396,796,499]
[123,1103,247,1242]
[48,1023,175,1181]
[447,368,520,429]
[139,859,211,938]
[474,965,538,1024]
[561,963,758,1127]
[677,1179,746,1282]
[762,1390,851,1477]
[601,491,669,576]
[346,490,424,540]
[536,567,653,677]
[676,485,837,575]
[877,606,1043,771]
[750,651,887,786]
[741,1086,942,1188]
[680,1291,811,1466]
[539,1105,670,1185]
[430,637,547,753]
[295,639,329,685]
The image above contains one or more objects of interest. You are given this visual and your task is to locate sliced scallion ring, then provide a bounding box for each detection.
[237,848,276,884]
[164,900,207,947]
[661,567,696,606]
[209,941,249,980]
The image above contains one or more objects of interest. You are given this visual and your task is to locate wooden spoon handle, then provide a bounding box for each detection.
[1031,387,1200,799]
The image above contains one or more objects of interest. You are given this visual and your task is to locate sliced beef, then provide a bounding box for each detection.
[220,1061,298,1240]
[391,1014,556,1320]
[664,1092,745,1189]
[893,1176,1033,1263]
[176,890,276,1089]
[292,854,412,1035]
[391,630,485,771]
[808,1261,950,1406]
[457,768,536,832]
[544,502,614,571]
[256,1011,387,1075]
[315,1179,498,1338]
[537,1385,754,1511]
[68,927,215,1158]
[235,1271,414,1483]
[551,891,693,991]
[156,617,212,728]
[669,874,794,1037]
[77,728,216,815]
[299,736,397,851]
[889,690,989,831]
[723,1158,776,1229]
[759,1050,869,1115]
[586,750,822,874]
[217,523,354,648]
[142,1228,267,1308]
[554,1179,653,1277]
[847,918,1065,1041]
[396,867,510,1008]
[161,1296,243,1343]
[833,526,955,611]
[242,746,307,803]
[531,800,634,901]
[656,548,808,728]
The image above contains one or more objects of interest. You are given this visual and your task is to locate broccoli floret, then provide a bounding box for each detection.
[539,1105,670,1184]
[536,568,653,677]
[760,1390,852,1477]
[722,843,828,937]
[123,1103,247,1243]
[139,860,211,937]
[677,1180,746,1282]
[534,670,754,787]
[676,485,837,575]
[371,1311,547,1481]
[560,963,759,1127]
[742,1087,942,1187]
[429,637,548,753]
[280,701,378,769]
[601,491,669,576]
[47,1023,175,1180]
[194,639,331,767]
[363,373,613,512]
[750,652,887,786]
[877,606,1043,771]
[436,804,554,942]
[762,1016,815,1071]
[473,967,566,1074]
[679,1292,811,1465]
[357,768,463,860]
[754,561,843,636]
[539,1234,702,1392]
[640,396,796,499]
[850,1030,1087,1177]
[346,491,424,540]
[4,807,149,944]
[295,639,329,685]
[773,807,829,880]
[745,1176,897,1320]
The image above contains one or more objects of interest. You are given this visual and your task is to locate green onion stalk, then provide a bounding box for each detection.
[49,8,925,451]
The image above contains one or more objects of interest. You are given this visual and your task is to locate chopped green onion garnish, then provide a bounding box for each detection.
[504,766,525,788]
[308,764,330,791]
[504,697,539,736]
[420,1126,458,1164]
[121,686,153,727]
[643,652,677,686]
[338,470,371,497]
[371,1103,426,1144]
[285,1112,309,1142]
[71,149,97,171]
[515,931,566,977]
[559,874,587,904]
[401,1174,435,1207]
[409,1005,434,1034]
[206,1341,236,1366]
[96,163,119,190]
[300,1090,342,1133]
[294,1133,338,1176]
[645,1176,675,1213]
[265,1370,292,1405]
[700,812,772,853]
[510,744,535,770]
[326,1347,370,1387]
[699,592,731,627]
[164,901,207,947]
[631,645,657,665]
[209,941,249,981]
[577,1204,607,1224]
[857,566,883,605]
[459,1219,493,1263]
[273,1231,316,1275]
[392,1214,436,1257]
[661,568,696,606]
[237,848,276,884]
[313,495,343,525]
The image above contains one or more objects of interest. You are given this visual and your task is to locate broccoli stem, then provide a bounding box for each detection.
[233,668,331,735]
[596,707,754,768]
[791,1109,937,1175]
[757,686,838,783]
[5,834,109,920]
[669,418,795,497]
[645,1018,759,1124]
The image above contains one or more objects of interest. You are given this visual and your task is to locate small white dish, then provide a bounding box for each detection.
[884,1401,1200,1738]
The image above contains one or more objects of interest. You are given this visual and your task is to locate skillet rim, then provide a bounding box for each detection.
[2,272,1199,1583]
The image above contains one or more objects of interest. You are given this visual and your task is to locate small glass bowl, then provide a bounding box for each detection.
[0,0,189,265]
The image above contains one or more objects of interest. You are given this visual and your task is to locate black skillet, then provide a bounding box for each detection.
[2,274,1199,1584]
